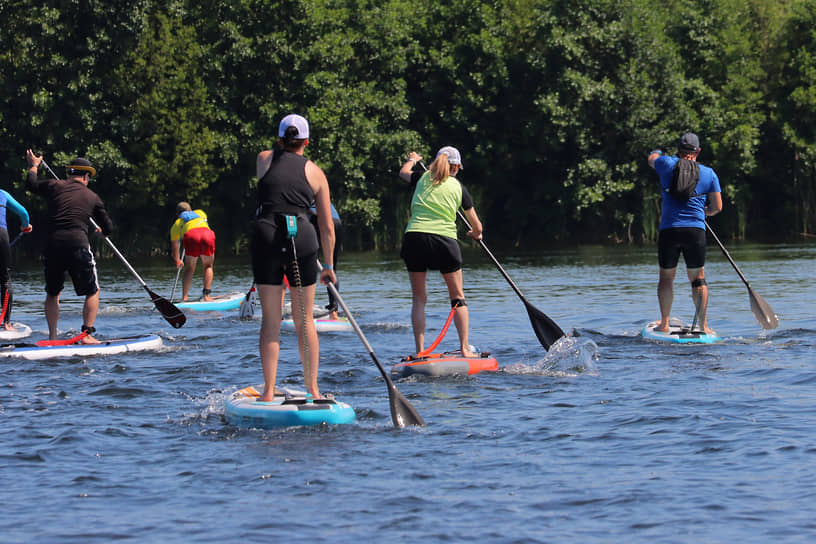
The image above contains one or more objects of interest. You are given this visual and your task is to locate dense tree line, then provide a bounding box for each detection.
[2,0,815,255]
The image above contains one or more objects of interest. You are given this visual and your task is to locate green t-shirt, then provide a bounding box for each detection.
[405,172,462,239]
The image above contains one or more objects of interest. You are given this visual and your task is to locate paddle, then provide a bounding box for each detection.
[456,209,565,349]
[705,220,778,330]
[318,265,424,427]
[239,283,256,319]
[89,217,187,328]
[413,159,564,349]
[9,231,24,247]
[170,248,185,302]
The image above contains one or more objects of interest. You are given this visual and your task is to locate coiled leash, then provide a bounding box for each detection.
[285,215,313,388]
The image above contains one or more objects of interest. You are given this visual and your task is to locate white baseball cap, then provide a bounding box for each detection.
[436,146,463,169]
[278,114,310,139]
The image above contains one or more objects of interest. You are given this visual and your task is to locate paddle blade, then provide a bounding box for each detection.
[748,288,779,330]
[239,287,256,319]
[525,301,566,350]
[388,384,426,428]
[146,287,186,328]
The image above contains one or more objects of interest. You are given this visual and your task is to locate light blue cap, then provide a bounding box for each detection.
[436,146,463,169]
[278,114,310,139]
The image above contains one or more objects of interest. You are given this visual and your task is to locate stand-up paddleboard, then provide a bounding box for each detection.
[0,323,32,341]
[281,315,353,332]
[224,385,356,429]
[391,350,499,378]
[176,292,244,312]
[641,321,721,344]
[0,334,164,360]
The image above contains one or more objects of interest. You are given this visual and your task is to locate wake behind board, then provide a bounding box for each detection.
[391,350,499,378]
[281,316,353,333]
[176,292,244,312]
[0,334,164,360]
[641,321,721,344]
[0,323,32,341]
[224,385,356,429]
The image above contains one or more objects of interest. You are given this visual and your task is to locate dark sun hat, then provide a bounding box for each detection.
[66,157,96,177]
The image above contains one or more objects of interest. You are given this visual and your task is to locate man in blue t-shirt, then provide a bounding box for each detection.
[648,133,722,334]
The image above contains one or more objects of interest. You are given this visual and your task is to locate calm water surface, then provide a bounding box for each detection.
[1,241,815,543]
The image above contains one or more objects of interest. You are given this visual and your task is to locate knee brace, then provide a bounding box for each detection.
[450,298,467,308]
[691,278,706,288]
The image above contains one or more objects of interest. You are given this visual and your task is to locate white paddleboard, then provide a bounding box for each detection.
[0,334,164,360]
[0,323,32,341]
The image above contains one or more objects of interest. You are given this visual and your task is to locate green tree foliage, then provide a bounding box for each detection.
[0,0,813,254]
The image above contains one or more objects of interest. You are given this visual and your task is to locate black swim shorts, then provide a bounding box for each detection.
[658,227,707,269]
[400,232,462,274]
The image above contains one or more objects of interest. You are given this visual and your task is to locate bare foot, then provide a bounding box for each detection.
[81,335,101,345]
[462,348,478,358]
[653,320,670,333]
[328,311,339,320]
[3,323,15,332]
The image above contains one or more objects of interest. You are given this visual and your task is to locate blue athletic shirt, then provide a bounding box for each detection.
[655,155,721,230]
[0,189,30,232]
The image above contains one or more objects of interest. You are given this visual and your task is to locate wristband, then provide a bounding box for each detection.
[649,149,662,156]
[323,264,333,270]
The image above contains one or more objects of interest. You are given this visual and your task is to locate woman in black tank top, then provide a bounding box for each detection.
[251,114,337,402]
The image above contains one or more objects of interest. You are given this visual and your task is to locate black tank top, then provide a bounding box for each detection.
[256,150,313,216]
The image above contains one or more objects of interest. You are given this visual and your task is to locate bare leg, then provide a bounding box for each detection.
[258,284,284,401]
[45,293,60,339]
[686,266,712,333]
[289,283,320,398]
[408,271,427,354]
[442,269,476,357]
[81,291,101,344]
[200,254,214,300]
[182,256,197,301]
[657,267,677,332]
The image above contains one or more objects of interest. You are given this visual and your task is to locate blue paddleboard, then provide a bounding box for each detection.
[176,292,244,312]
[225,385,356,429]
[641,321,721,344]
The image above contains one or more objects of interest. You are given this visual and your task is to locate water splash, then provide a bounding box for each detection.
[503,335,600,376]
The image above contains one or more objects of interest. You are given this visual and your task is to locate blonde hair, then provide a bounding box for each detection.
[429,154,454,185]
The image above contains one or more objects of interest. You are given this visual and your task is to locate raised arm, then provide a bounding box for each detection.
[399,151,423,183]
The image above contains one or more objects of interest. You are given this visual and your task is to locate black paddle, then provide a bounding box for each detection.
[319,266,424,427]
[89,217,187,329]
[456,209,565,350]
[705,220,778,330]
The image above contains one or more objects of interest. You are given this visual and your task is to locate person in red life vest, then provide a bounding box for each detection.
[170,202,216,302]
[25,151,113,344]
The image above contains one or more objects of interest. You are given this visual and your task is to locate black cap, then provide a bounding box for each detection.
[678,133,700,152]
[66,157,96,177]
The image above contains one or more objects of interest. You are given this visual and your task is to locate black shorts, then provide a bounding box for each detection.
[250,215,321,286]
[658,227,707,269]
[400,232,462,274]
[43,245,99,296]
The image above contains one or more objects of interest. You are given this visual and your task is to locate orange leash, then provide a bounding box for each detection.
[416,302,460,358]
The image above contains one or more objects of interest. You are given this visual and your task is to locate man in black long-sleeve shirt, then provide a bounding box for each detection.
[25,150,113,343]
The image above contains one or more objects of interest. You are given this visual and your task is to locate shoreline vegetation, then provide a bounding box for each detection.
[3,1,816,256]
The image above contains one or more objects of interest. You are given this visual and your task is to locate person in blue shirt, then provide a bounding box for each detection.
[648,133,722,334]
[0,188,33,331]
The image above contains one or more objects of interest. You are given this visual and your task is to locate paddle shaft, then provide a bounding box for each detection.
[170,248,185,302]
[705,220,751,287]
